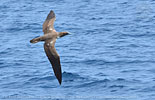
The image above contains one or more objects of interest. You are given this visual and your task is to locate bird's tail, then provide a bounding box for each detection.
[30,37,41,43]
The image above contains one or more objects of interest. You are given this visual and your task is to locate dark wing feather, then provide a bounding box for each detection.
[44,43,62,85]
[43,10,56,33]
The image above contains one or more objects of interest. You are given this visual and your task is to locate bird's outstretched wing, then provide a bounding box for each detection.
[43,10,56,33]
[44,42,62,85]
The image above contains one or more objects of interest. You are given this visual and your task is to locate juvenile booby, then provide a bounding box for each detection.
[30,10,70,85]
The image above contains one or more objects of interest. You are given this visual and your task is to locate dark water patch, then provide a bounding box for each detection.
[121,69,140,73]
[147,68,155,73]
[109,85,125,89]
[0,5,10,12]
[116,78,126,82]
[118,1,128,5]
[0,62,4,65]
[126,44,140,48]
[90,17,103,20]
[0,62,7,68]
[69,48,81,51]
[39,85,56,88]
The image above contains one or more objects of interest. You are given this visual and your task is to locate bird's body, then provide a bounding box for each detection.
[30,10,70,85]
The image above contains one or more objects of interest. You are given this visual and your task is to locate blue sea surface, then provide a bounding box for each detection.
[0,0,155,100]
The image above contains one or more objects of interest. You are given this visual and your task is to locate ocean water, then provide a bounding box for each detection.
[0,0,155,100]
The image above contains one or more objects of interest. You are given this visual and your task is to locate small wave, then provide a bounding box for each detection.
[0,47,12,54]
[28,76,55,82]
[114,78,141,84]
[89,17,103,20]
[109,85,125,89]
[62,71,86,82]
[116,78,126,81]
[21,75,56,88]
[75,78,139,89]
[1,81,23,89]
[119,33,155,38]
[148,69,155,73]
[75,79,110,88]
[39,85,56,88]
[0,62,4,65]
[121,69,139,73]
[80,59,154,66]
[95,72,108,76]
[139,86,155,92]
[0,62,7,68]
[80,59,110,66]
[0,65,9,68]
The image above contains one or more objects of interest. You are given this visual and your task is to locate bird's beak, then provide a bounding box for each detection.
[67,32,72,35]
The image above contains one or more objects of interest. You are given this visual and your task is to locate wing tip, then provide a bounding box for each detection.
[46,10,55,20]
[58,79,62,85]
[50,10,54,13]
[57,74,62,85]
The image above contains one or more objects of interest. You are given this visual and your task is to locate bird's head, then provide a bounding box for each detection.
[58,31,71,38]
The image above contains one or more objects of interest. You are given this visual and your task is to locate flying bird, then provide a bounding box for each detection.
[30,10,70,85]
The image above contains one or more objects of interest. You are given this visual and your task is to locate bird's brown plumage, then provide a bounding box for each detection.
[44,42,62,84]
[30,10,70,85]
[43,10,56,33]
